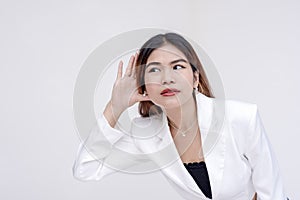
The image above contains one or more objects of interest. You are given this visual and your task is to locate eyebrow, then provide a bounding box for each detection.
[145,59,188,69]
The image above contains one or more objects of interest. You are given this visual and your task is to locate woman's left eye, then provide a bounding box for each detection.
[173,65,185,70]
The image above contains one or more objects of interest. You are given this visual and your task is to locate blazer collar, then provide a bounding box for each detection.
[151,92,226,199]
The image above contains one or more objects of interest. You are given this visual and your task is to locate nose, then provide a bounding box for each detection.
[161,68,175,85]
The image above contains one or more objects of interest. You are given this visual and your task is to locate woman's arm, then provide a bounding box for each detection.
[73,53,150,181]
[72,104,145,181]
[245,105,288,199]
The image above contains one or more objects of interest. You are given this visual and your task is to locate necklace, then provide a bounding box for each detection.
[168,118,198,137]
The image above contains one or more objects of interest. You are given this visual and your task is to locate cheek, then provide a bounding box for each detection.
[176,72,194,88]
[144,75,160,95]
[144,74,161,84]
[185,72,196,89]
[145,83,159,98]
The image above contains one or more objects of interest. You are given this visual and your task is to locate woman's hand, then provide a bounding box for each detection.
[109,52,150,118]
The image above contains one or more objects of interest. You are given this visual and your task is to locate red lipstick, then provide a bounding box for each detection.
[160,88,180,96]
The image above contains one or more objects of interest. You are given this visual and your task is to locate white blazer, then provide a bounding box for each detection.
[73,92,288,200]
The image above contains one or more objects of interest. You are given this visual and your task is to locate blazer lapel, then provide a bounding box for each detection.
[195,92,227,198]
[134,92,227,198]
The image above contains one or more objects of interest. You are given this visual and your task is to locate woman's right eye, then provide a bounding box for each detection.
[148,68,160,73]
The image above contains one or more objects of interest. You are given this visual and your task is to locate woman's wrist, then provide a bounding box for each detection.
[103,100,124,128]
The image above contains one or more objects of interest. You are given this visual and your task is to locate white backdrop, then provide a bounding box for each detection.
[0,0,299,199]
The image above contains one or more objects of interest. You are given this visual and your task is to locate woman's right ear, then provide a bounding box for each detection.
[193,72,199,88]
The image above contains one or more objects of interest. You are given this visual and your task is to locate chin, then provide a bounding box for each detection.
[154,97,183,110]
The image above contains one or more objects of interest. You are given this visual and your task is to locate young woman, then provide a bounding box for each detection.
[73,33,288,199]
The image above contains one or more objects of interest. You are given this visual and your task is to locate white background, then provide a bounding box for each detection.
[0,0,299,199]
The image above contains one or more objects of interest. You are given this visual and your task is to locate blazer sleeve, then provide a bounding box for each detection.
[72,113,145,181]
[244,105,288,200]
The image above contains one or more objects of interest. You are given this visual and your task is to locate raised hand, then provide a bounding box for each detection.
[104,52,150,127]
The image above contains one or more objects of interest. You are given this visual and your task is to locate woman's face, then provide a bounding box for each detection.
[144,44,199,110]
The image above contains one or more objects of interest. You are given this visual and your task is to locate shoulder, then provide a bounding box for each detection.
[224,98,259,137]
[221,98,260,151]
[130,113,165,135]
[197,92,258,128]
[224,98,258,126]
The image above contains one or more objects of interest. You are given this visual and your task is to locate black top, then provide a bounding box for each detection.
[183,161,212,199]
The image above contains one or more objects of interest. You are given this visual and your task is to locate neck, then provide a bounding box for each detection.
[165,95,198,135]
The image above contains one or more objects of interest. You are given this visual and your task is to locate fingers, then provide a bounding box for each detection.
[116,60,123,81]
[118,51,139,79]
[132,52,139,78]
[125,55,135,76]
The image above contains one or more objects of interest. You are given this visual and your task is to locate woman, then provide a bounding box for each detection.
[73,33,288,199]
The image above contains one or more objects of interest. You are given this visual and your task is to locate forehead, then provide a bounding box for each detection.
[146,44,187,64]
